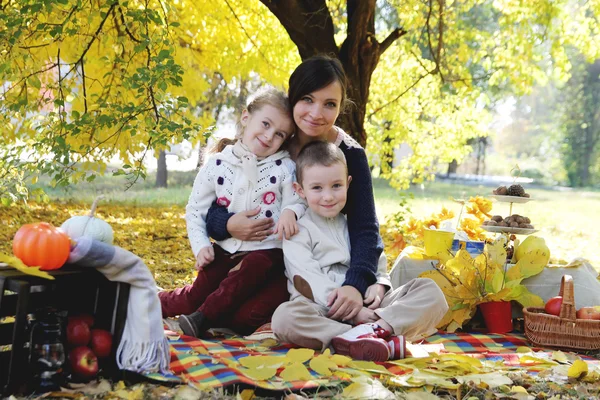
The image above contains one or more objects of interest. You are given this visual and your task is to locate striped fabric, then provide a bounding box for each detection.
[143,330,599,389]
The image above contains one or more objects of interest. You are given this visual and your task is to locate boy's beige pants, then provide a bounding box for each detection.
[272,278,448,351]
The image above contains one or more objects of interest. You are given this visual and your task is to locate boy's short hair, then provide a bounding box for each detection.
[296,141,348,185]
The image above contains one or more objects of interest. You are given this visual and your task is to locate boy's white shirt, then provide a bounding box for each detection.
[283,208,390,308]
[185,143,306,257]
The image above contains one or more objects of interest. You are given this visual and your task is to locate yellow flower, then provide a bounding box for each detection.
[469,196,493,218]
[460,218,487,241]
[405,217,424,237]
[437,207,455,221]
[422,216,440,230]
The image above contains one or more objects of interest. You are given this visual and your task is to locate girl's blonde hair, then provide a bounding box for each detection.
[212,86,294,153]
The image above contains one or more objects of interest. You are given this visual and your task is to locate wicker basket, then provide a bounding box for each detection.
[523,274,600,351]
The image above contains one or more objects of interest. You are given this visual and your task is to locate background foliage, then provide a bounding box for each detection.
[2,0,600,205]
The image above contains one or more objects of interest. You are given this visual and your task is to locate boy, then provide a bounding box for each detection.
[272,141,448,361]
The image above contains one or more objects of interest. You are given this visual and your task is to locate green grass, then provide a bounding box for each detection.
[38,172,600,268]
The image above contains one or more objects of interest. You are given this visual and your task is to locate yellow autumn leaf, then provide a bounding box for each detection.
[516,346,532,353]
[438,354,483,369]
[284,348,314,364]
[341,378,395,399]
[505,251,547,284]
[0,253,55,280]
[238,355,286,369]
[333,370,353,380]
[237,389,255,400]
[330,354,352,367]
[322,348,331,357]
[455,373,513,388]
[280,362,312,381]
[519,355,558,367]
[309,355,337,376]
[239,366,278,381]
[551,351,569,363]
[348,360,394,375]
[484,240,508,266]
[568,359,588,379]
[511,385,528,393]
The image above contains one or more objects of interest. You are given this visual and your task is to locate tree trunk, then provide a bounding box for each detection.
[447,160,458,176]
[156,150,168,188]
[260,0,406,147]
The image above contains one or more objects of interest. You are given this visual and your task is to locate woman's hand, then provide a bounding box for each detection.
[327,286,363,322]
[226,206,274,241]
[364,284,387,310]
[195,246,215,271]
[274,209,299,240]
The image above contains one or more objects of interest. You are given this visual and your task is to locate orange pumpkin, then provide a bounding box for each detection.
[13,222,71,270]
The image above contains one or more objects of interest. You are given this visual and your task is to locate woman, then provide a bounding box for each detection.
[205,55,383,333]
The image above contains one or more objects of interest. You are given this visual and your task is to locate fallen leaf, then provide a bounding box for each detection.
[568,359,588,379]
[309,355,337,376]
[551,351,569,363]
[0,253,54,280]
[236,389,254,400]
[455,372,513,388]
[239,366,278,381]
[348,360,393,375]
[516,346,533,353]
[285,348,314,364]
[238,355,285,369]
[341,377,395,399]
[280,362,312,381]
[330,354,352,367]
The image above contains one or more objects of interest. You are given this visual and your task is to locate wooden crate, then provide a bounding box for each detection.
[0,265,129,394]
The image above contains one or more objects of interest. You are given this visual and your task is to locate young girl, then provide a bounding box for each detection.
[159,87,304,337]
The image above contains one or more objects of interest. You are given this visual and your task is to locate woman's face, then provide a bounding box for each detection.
[293,81,342,139]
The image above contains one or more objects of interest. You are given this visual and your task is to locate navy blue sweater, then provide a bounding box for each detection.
[206,136,383,296]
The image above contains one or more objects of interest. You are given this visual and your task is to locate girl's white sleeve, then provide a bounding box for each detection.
[185,162,218,257]
[283,228,338,308]
[280,158,307,219]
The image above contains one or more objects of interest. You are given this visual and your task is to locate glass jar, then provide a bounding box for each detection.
[29,308,66,392]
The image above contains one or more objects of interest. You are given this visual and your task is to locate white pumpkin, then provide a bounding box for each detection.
[61,196,114,244]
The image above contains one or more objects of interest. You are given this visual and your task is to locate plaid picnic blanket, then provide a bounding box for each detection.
[143,330,599,390]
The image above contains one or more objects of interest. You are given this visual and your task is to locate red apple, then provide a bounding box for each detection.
[576,306,600,320]
[67,320,91,347]
[544,296,563,316]
[69,346,99,378]
[90,329,113,358]
[69,314,94,328]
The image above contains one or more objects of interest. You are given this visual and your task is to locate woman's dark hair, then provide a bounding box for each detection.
[288,55,350,112]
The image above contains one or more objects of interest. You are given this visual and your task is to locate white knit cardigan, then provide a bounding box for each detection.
[186,144,305,257]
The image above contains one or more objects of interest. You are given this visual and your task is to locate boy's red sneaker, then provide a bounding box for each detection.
[331,323,390,362]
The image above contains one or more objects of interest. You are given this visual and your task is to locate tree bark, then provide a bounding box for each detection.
[260,0,406,147]
[156,150,168,188]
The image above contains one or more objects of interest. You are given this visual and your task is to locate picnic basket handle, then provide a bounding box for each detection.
[557,274,576,320]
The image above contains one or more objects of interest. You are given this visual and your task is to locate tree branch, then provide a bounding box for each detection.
[367,73,429,119]
[65,1,118,77]
[80,58,88,114]
[380,27,407,55]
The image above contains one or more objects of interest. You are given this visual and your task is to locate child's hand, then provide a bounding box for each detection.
[352,307,378,325]
[195,246,215,271]
[327,286,363,322]
[364,284,387,310]
[275,209,299,240]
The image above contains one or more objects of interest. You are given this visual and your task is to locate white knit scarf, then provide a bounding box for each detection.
[67,237,170,374]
